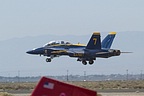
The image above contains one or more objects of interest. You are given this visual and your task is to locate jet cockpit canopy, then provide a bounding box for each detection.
[43,40,72,47]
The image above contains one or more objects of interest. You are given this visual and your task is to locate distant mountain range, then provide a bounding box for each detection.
[0,74,143,82]
[0,32,143,77]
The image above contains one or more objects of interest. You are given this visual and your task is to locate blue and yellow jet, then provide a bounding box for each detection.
[26,32,121,65]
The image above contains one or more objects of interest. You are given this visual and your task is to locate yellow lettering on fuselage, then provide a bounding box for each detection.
[73,53,84,57]
[51,50,67,54]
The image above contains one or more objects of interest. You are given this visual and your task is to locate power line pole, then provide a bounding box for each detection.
[140,70,143,80]
[126,69,129,88]
[66,70,69,81]
[84,71,86,81]
[18,70,20,83]
[126,69,128,81]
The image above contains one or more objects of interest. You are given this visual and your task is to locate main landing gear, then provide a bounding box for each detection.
[77,58,95,65]
[82,60,94,65]
[82,61,87,65]
[89,60,94,65]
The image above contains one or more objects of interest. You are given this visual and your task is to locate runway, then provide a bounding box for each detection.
[13,92,144,96]
[100,92,144,96]
[5,89,144,96]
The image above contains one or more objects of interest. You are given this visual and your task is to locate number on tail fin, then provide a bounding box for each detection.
[93,38,97,45]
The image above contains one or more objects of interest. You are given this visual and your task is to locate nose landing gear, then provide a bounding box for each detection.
[46,58,51,62]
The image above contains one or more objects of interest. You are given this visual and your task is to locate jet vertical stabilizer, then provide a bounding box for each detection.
[102,32,116,49]
[86,32,101,50]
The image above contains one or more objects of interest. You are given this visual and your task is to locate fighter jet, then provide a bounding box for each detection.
[26,32,121,65]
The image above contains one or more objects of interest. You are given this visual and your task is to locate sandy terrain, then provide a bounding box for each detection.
[100,92,144,96]
[13,92,144,96]
[13,94,30,96]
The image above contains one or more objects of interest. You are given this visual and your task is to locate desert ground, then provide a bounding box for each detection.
[99,92,144,96]
[12,92,144,96]
[1,80,144,96]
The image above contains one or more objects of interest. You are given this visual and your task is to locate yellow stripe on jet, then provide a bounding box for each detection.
[73,44,86,46]
[109,32,116,35]
[51,50,67,54]
[93,32,100,35]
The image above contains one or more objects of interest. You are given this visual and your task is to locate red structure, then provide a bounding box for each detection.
[31,76,97,96]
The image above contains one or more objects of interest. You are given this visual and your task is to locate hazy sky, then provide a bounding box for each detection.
[0,0,144,77]
[0,0,144,41]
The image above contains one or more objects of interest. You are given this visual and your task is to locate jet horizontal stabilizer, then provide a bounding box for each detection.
[96,52,110,55]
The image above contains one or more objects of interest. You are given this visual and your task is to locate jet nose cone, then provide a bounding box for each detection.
[26,50,34,54]
[26,47,44,55]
